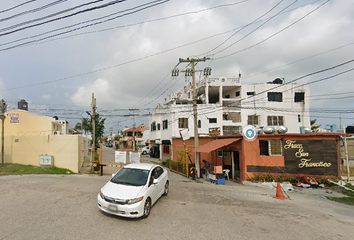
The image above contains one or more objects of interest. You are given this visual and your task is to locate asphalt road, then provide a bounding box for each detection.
[1,155,354,240]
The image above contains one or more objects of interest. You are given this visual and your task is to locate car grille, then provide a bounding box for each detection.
[104,196,128,205]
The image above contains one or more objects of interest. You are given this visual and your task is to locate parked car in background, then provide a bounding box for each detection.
[149,146,160,158]
[97,163,169,218]
[141,146,150,155]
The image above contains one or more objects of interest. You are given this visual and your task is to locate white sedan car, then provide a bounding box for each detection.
[97,163,169,218]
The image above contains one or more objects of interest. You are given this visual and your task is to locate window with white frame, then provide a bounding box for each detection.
[162,120,168,130]
[178,118,188,128]
[267,92,283,102]
[209,118,217,123]
[151,122,156,131]
[247,115,259,125]
[267,116,284,126]
[259,140,282,156]
[294,92,305,102]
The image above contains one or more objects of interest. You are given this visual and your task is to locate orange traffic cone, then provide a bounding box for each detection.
[274,182,287,200]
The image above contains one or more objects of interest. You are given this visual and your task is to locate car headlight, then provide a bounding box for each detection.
[99,190,105,199]
[127,196,144,205]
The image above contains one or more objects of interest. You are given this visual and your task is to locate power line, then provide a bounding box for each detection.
[0,0,36,14]
[0,0,316,50]
[201,0,293,57]
[240,58,354,105]
[241,41,354,81]
[0,0,129,36]
[0,0,69,23]
[0,0,170,51]
[131,62,181,109]
[214,0,330,59]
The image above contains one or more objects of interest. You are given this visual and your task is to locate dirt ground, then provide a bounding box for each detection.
[0,170,354,240]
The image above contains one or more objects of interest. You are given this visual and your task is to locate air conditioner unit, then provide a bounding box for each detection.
[54,131,61,135]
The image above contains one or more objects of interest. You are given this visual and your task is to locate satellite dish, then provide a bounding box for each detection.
[263,126,275,134]
[277,126,288,134]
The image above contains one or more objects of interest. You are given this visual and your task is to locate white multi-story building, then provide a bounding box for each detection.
[56,119,72,135]
[148,76,310,157]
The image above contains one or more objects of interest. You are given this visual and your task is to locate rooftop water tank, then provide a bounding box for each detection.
[18,99,28,111]
[277,126,288,134]
[263,126,275,134]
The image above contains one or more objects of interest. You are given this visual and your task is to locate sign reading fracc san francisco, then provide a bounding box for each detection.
[283,140,337,175]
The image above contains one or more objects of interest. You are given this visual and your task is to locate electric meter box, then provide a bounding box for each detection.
[40,155,54,166]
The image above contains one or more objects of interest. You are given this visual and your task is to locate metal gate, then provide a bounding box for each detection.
[80,145,142,175]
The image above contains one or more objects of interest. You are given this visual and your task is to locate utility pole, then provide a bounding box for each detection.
[129,109,138,151]
[344,134,350,182]
[117,121,120,136]
[92,93,96,151]
[177,57,210,177]
[339,113,342,131]
[0,99,6,167]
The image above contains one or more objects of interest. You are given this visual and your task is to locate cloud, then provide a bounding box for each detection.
[1,0,353,129]
[42,95,51,100]
[70,78,111,107]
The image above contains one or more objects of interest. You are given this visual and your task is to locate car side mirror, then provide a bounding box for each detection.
[112,173,115,178]
[153,179,159,184]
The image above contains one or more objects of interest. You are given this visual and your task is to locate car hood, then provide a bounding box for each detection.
[101,181,144,199]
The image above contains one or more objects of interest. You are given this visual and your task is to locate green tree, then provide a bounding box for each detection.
[74,122,82,133]
[87,113,106,149]
[311,119,321,132]
[74,117,90,135]
[81,117,90,135]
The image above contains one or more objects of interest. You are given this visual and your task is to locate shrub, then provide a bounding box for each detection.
[247,173,339,185]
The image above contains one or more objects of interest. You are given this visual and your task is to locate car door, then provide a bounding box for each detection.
[147,168,160,204]
[154,167,165,199]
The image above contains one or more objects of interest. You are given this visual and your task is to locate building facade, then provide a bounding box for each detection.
[173,133,343,182]
[120,125,146,149]
[1,110,89,173]
[149,77,310,159]
[56,119,73,134]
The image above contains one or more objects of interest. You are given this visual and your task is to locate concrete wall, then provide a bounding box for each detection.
[3,135,89,173]
[4,110,62,135]
[340,137,354,166]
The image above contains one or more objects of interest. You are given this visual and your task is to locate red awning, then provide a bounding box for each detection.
[193,138,241,153]
[145,139,150,144]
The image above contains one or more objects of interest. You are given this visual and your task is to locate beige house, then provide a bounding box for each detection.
[1,110,89,173]
[120,125,146,149]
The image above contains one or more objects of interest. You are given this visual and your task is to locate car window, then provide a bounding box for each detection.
[111,168,149,186]
[149,168,157,186]
[155,167,164,178]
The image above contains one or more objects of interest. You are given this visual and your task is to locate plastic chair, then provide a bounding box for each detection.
[223,169,230,180]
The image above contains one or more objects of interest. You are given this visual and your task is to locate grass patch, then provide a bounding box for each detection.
[327,196,354,206]
[326,183,354,206]
[0,163,74,175]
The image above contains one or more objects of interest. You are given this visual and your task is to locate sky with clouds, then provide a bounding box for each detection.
[0,0,353,133]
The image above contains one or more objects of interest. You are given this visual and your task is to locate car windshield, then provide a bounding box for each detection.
[111,168,150,186]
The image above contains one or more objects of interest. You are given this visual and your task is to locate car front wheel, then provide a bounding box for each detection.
[163,181,169,196]
[142,198,151,218]
[143,151,147,155]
